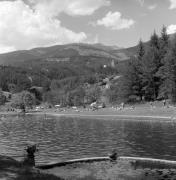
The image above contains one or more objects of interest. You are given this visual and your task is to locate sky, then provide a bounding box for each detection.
[0,0,176,53]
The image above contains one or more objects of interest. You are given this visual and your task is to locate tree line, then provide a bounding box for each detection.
[2,26,175,107]
[117,26,176,103]
[0,57,117,107]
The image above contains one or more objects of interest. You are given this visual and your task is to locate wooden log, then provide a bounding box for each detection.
[36,156,176,170]
[119,156,176,169]
[36,157,110,169]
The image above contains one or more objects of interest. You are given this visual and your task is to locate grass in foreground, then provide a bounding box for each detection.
[1,155,176,180]
[44,160,176,180]
[0,155,63,180]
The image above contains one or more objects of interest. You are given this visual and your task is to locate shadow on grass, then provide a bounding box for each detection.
[0,155,64,180]
[15,168,64,180]
[1,155,176,180]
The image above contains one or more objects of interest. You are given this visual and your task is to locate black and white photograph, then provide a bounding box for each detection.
[1,0,176,179]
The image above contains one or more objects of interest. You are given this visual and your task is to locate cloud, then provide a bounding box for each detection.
[136,0,144,6]
[30,0,110,16]
[93,35,99,44]
[96,11,135,30]
[167,24,176,34]
[66,0,110,16]
[169,0,176,9]
[86,34,99,44]
[0,0,110,53]
[148,4,157,10]
[0,45,16,54]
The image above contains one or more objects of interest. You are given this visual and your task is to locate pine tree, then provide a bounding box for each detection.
[135,39,145,100]
[142,49,157,100]
[160,36,176,102]
[127,58,143,101]
[142,31,161,100]
[150,31,161,68]
[160,25,169,61]
[137,39,145,61]
[118,39,146,102]
[157,25,170,99]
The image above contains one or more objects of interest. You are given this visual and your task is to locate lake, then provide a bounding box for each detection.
[0,114,176,164]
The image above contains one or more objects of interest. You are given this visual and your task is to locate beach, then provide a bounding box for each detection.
[25,102,176,121]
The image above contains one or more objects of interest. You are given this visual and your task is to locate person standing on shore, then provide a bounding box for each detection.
[150,101,153,109]
[163,99,166,107]
[121,102,125,109]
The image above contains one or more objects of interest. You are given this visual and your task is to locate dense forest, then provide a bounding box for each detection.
[116,26,176,103]
[0,56,118,109]
[0,25,176,110]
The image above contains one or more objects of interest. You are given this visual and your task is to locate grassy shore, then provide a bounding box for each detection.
[41,160,176,180]
[1,154,176,180]
[0,155,63,180]
[26,101,176,121]
[1,101,176,121]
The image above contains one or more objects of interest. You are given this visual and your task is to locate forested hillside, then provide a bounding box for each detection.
[0,43,124,66]
[0,26,176,110]
[0,56,118,108]
[116,26,176,103]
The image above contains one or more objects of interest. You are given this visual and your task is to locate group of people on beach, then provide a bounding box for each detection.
[150,99,168,109]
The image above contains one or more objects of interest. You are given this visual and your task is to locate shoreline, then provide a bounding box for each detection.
[1,104,176,121]
[27,112,171,120]
[26,109,176,121]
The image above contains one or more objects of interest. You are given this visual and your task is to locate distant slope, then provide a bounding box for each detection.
[113,44,144,58]
[0,43,131,66]
[0,32,175,66]
[114,32,176,58]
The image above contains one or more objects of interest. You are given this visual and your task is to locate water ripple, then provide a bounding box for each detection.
[0,115,176,164]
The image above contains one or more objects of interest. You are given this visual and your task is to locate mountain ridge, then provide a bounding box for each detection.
[0,43,136,66]
[1,32,175,66]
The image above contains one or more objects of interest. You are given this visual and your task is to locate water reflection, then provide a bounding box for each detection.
[0,114,176,164]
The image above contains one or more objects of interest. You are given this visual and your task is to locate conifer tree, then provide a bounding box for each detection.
[160,25,169,62]
[135,39,145,100]
[150,31,161,68]
[160,36,176,102]
[157,25,170,99]
[138,39,145,61]
[119,39,145,102]
[127,58,143,101]
[142,31,161,100]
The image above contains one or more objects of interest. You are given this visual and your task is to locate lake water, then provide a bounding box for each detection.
[0,114,176,164]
